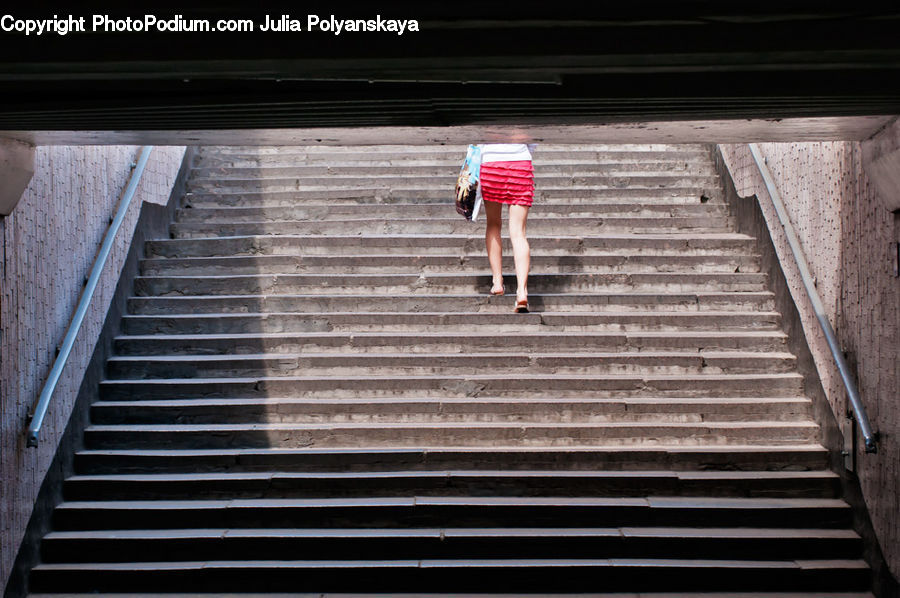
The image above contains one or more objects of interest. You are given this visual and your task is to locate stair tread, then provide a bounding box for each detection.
[94,396,812,407]
[43,526,858,540]
[134,272,765,279]
[115,331,788,340]
[56,496,850,509]
[124,309,780,318]
[75,444,828,456]
[142,258,751,267]
[33,557,869,569]
[187,171,721,178]
[178,201,721,207]
[151,232,754,239]
[127,291,776,298]
[99,372,802,382]
[71,446,830,475]
[86,421,818,431]
[107,351,798,361]
[119,310,784,326]
[26,593,878,598]
[189,184,719,190]
[65,470,839,482]
[173,212,725,219]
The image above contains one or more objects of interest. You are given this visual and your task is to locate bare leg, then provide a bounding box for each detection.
[484,200,504,294]
[508,204,531,303]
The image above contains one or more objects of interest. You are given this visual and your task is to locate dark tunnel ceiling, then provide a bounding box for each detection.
[1,4,899,130]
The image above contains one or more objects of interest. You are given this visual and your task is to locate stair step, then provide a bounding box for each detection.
[73,445,831,474]
[28,557,870,593]
[169,217,731,238]
[126,292,777,315]
[82,420,819,449]
[193,158,718,171]
[141,253,759,276]
[113,331,788,355]
[183,187,721,205]
[194,155,717,164]
[50,496,854,531]
[184,173,722,191]
[196,144,711,157]
[191,159,717,172]
[189,163,720,177]
[196,144,711,155]
[185,173,723,188]
[97,372,805,400]
[27,593,878,598]
[146,233,756,258]
[185,193,723,209]
[40,526,859,563]
[176,202,726,222]
[133,273,767,297]
[121,311,783,335]
[187,172,718,184]
[89,397,813,425]
[105,351,799,379]
[193,154,715,169]
[60,470,841,500]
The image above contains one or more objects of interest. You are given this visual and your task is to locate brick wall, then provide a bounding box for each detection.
[0,145,185,592]
[720,141,899,580]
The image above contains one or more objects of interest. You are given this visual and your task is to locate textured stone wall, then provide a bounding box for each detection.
[720,141,899,579]
[0,145,185,592]
[837,141,900,583]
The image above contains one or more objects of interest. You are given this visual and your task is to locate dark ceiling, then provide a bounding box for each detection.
[1,3,899,130]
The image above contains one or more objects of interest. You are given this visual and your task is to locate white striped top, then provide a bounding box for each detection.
[480,143,537,163]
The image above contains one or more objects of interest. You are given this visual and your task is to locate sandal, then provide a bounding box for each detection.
[514,298,529,313]
[490,282,505,296]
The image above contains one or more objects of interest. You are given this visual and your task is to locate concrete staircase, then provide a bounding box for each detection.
[28,145,873,596]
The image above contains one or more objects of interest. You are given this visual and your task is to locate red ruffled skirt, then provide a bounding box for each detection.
[480,160,534,207]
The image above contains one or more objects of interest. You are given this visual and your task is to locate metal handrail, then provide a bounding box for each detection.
[26,146,154,448]
[747,143,877,454]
